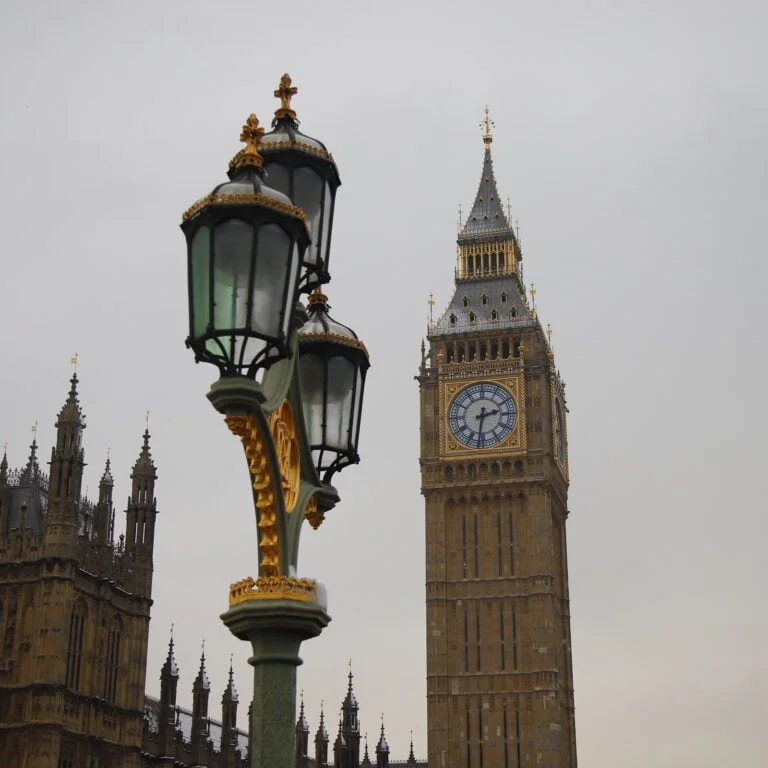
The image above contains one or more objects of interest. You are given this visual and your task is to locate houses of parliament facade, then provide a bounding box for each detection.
[0,121,577,768]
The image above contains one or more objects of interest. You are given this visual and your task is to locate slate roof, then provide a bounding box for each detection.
[430,276,534,338]
[458,145,516,243]
[144,695,249,755]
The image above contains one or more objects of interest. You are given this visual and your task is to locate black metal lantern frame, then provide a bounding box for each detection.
[181,115,310,379]
[297,292,369,483]
[261,74,341,294]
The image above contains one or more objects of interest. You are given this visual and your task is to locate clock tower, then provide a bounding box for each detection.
[418,116,577,768]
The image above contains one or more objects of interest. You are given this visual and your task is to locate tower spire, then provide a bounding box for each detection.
[481,104,494,146]
[459,110,514,241]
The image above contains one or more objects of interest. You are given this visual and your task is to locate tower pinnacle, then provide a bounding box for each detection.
[481,104,494,146]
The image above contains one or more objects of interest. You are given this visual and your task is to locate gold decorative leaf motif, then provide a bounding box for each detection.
[268,400,300,513]
[229,575,316,606]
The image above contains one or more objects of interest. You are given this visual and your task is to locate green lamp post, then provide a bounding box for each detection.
[181,78,369,768]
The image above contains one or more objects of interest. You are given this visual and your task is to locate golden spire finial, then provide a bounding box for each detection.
[70,352,78,372]
[427,293,436,325]
[230,113,265,170]
[308,286,328,305]
[274,73,298,120]
[480,105,494,146]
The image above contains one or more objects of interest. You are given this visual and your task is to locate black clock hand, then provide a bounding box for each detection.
[475,406,488,433]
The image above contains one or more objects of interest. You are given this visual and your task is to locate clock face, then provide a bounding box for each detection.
[448,382,517,449]
[554,398,565,464]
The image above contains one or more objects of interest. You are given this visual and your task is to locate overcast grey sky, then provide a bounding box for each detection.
[1,0,766,765]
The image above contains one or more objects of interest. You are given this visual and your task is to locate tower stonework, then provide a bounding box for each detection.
[0,375,157,768]
[418,125,577,768]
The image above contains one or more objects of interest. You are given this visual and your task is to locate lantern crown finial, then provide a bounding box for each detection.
[308,287,328,306]
[230,113,266,171]
[274,73,298,121]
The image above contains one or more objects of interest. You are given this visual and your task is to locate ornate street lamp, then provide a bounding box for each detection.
[298,289,369,483]
[261,74,341,292]
[182,113,309,378]
[182,88,367,768]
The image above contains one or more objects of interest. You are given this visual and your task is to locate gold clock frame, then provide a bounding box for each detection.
[439,373,527,457]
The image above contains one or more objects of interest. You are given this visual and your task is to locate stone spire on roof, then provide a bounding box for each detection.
[362,733,372,767]
[0,446,7,484]
[194,643,210,691]
[57,373,85,427]
[20,437,40,484]
[162,627,179,678]
[100,455,114,487]
[459,107,515,242]
[407,731,417,766]
[133,427,156,476]
[316,701,329,741]
[224,657,238,702]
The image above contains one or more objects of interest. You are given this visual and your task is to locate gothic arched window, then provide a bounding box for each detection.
[481,294,488,306]
[469,312,476,325]
[450,314,457,326]
[462,296,469,308]
[104,616,122,703]
[501,292,508,304]
[491,310,498,321]
[66,600,87,692]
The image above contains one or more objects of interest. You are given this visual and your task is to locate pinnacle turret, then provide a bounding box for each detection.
[20,438,40,484]
[161,631,179,679]
[362,734,372,767]
[133,428,156,476]
[407,732,416,766]
[57,373,85,427]
[100,456,114,487]
[194,646,210,691]
[0,446,8,484]
[223,658,238,702]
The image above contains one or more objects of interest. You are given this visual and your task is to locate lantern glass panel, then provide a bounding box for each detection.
[351,367,364,446]
[190,226,210,337]
[293,166,324,268]
[251,223,291,338]
[264,163,289,195]
[325,356,355,450]
[320,181,333,269]
[299,352,325,447]
[212,219,254,332]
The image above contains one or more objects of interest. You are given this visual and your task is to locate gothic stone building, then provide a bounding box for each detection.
[0,375,248,767]
[0,376,419,768]
[418,124,578,768]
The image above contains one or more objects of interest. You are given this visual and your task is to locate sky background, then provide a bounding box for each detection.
[1,1,767,765]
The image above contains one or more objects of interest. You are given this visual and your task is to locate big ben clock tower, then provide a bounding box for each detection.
[418,114,577,768]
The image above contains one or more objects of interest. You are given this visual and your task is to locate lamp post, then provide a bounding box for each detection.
[181,76,369,768]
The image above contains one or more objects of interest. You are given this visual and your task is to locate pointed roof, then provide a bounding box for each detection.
[161,629,179,678]
[194,645,210,691]
[334,713,345,747]
[343,663,358,709]
[20,438,40,484]
[224,658,238,702]
[0,447,7,483]
[296,691,308,731]
[100,456,114,487]
[458,110,515,243]
[57,373,85,427]
[362,734,372,767]
[316,702,329,741]
[376,717,389,752]
[407,732,416,765]
[133,428,156,476]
